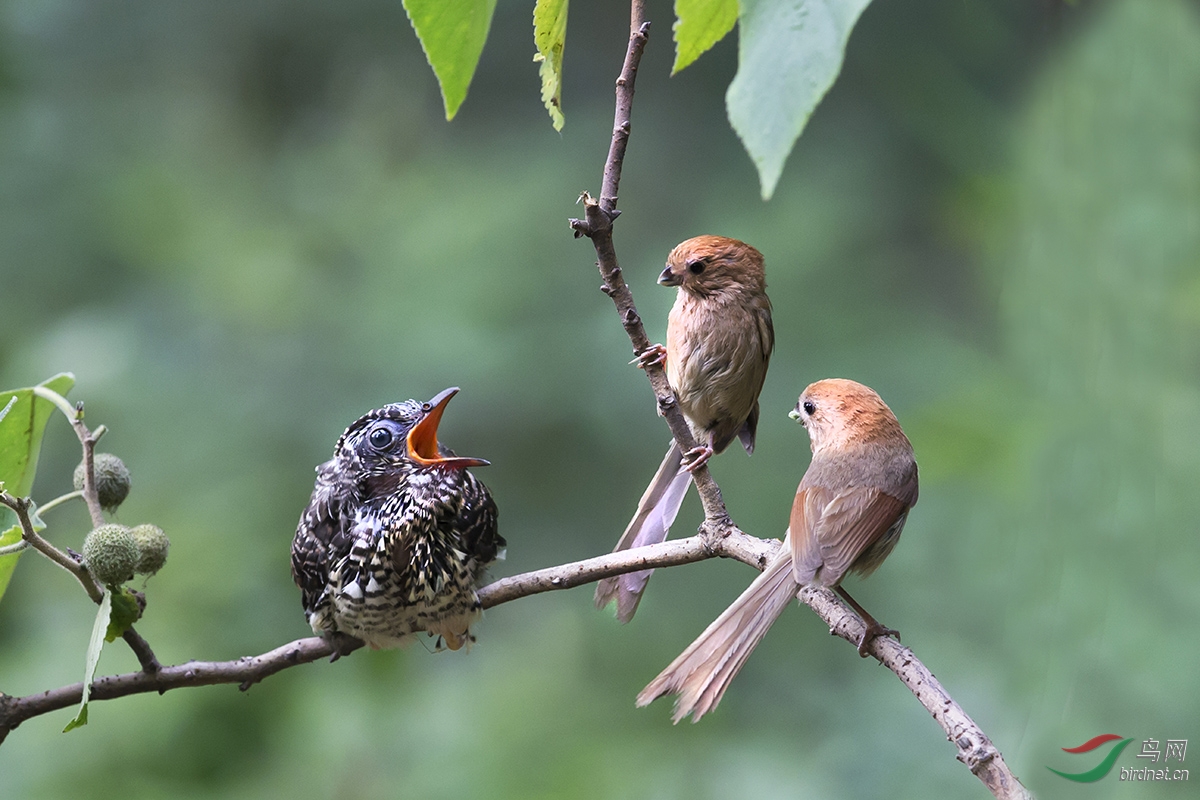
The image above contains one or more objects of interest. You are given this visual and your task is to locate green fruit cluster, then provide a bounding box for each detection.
[130,524,169,576]
[81,524,138,586]
[82,523,170,586]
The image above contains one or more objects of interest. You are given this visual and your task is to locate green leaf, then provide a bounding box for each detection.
[0,373,75,496]
[672,0,738,75]
[64,587,111,732]
[105,586,142,642]
[0,526,23,601]
[0,502,43,603]
[726,0,872,199]
[62,704,88,733]
[533,0,569,131]
[0,373,75,602]
[403,0,499,121]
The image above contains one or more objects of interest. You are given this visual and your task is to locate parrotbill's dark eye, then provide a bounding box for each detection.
[369,427,394,449]
[802,400,816,416]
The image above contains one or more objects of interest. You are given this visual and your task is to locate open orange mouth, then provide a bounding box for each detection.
[406,387,490,469]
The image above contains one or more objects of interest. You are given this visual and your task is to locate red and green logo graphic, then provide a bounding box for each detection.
[1048,734,1135,782]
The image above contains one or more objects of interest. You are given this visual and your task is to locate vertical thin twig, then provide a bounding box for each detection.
[71,407,107,530]
[568,2,1032,797]
[18,393,161,673]
[569,1,730,527]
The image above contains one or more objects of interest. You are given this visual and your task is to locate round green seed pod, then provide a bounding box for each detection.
[73,453,132,511]
[130,524,169,576]
[82,524,138,586]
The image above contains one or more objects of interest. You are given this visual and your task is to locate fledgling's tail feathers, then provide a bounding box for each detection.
[636,546,798,723]
[595,441,691,622]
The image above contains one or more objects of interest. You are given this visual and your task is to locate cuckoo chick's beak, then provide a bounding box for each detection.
[406,387,490,469]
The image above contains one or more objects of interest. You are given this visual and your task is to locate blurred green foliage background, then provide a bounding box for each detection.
[2,0,1198,797]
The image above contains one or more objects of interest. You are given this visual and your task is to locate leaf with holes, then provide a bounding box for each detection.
[533,0,568,130]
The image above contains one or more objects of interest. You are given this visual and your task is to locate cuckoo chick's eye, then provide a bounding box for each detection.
[368,426,395,450]
[802,400,816,416]
[687,258,707,275]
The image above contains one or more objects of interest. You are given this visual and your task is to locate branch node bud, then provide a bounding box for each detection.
[569,218,591,238]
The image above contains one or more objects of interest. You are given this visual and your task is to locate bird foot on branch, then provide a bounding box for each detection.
[682,445,714,473]
[856,622,901,658]
[322,631,365,662]
[631,343,667,369]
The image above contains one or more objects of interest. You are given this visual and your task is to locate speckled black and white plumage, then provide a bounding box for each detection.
[291,394,502,651]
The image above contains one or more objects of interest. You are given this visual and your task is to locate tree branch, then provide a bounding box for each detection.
[1,490,162,676]
[0,535,735,742]
[0,529,1029,798]
[0,637,335,746]
[564,4,1031,797]
[0,492,103,604]
[31,389,104,528]
[8,395,163,674]
[798,585,1032,798]
[0,6,1030,797]
[568,4,729,525]
[71,413,107,530]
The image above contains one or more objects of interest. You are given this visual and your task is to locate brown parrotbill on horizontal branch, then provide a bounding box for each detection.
[639,379,919,723]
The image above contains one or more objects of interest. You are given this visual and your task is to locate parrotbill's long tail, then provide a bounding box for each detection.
[636,541,798,723]
[594,441,691,623]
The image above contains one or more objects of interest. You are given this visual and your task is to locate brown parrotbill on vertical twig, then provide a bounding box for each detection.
[638,379,918,722]
[595,235,774,622]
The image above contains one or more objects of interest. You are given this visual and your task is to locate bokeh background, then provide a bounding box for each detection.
[2,0,1198,797]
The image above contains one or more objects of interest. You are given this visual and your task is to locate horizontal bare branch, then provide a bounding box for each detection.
[0,532,745,741]
[0,515,1030,797]
[0,2,1031,793]
[481,528,730,608]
